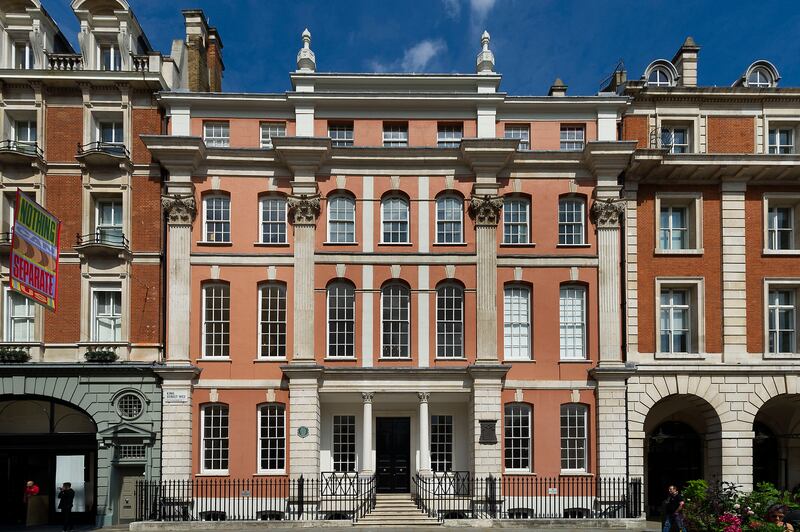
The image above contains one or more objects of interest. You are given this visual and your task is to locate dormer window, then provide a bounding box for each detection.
[644,60,678,88]
[748,68,772,88]
[648,68,672,87]
[13,41,34,69]
[741,60,780,89]
[99,44,122,71]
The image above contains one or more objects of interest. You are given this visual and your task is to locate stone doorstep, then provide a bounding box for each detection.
[130,518,650,531]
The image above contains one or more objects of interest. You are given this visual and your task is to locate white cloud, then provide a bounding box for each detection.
[470,0,497,24]
[369,38,447,73]
[442,0,461,18]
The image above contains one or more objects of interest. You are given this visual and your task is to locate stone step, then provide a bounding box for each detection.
[355,517,440,527]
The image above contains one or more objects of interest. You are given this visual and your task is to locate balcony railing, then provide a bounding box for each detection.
[76,231,129,250]
[131,54,151,72]
[45,52,84,71]
[0,139,43,159]
[136,475,377,523]
[413,474,642,521]
[76,141,130,159]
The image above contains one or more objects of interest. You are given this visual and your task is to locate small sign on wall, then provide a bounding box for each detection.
[548,487,558,495]
[478,420,497,445]
[164,390,189,404]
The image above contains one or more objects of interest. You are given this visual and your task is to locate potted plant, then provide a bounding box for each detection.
[84,349,118,363]
[0,347,30,363]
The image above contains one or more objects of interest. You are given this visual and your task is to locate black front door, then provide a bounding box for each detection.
[376,417,410,493]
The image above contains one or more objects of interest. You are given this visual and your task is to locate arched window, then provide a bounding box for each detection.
[203,194,231,243]
[202,282,230,358]
[259,283,287,358]
[436,283,464,358]
[559,284,586,360]
[381,195,409,243]
[381,283,410,358]
[748,68,772,88]
[560,404,588,472]
[503,196,530,244]
[327,194,355,243]
[327,281,355,358]
[558,197,586,245]
[436,195,463,243]
[503,284,531,360]
[504,403,531,472]
[259,196,287,244]
[258,403,286,473]
[647,67,672,87]
[201,403,229,473]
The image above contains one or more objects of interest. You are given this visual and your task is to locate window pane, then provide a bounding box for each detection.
[203,405,229,471]
[431,415,454,472]
[259,404,285,471]
[260,197,287,243]
[328,195,356,243]
[260,284,286,358]
[436,196,463,243]
[560,404,587,471]
[504,286,530,360]
[503,198,529,244]
[436,284,463,358]
[382,197,409,243]
[558,199,585,245]
[560,286,586,359]
[332,415,356,472]
[93,290,121,342]
[504,404,531,471]
[328,282,355,357]
[381,284,410,357]
[203,284,230,357]
[205,196,231,242]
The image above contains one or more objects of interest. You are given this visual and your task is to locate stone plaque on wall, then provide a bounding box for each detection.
[479,420,497,445]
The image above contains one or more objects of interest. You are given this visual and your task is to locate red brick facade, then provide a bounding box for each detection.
[707,116,755,154]
[44,106,82,162]
[622,115,649,149]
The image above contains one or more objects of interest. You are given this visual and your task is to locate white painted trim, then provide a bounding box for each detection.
[762,278,800,359]
[362,176,374,253]
[327,193,356,244]
[654,277,706,356]
[418,266,430,368]
[361,265,374,368]
[418,176,430,253]
[256,403,287,475]
[257,282,288,359]
[200,403,230,475]
[379,194,411,244]
[90,283,122,343]
[654,192,704,252]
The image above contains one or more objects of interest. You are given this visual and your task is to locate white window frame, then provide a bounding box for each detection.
[504,124,530,150]
[12,41,34,69]
[647,67,672,87]
[763,194,800,254]
[763,280,800,359]
[203,121,230,148]
[332,415,357,473]
[560,403,588,473]
[259,196,287,244]
[380,283,410,359]
[95,198,124,245]
[748,68,773,88]
[260,122,286,149]
[98,121,124,145]
[503,285,531,361]
[327,281,355,358]
[560,285,586,360]
[201,282,230,358]
[435,195,464,244]
[436,283,464,359]
[91,284,122,343]
[504,403,532,473]
[383,123,408,147]
[558,197,586,246]
[654,193,703,254]
[503,197,530,244]
[201,403,230,475]
[326,194,356,243]
[258,403,286,474]
[14,119,36,144]
[329,123,354,147]
[4,286,35,342]
[660,125,690,153]
[560,126,585,151]
[203,195,231,243]
[768,127,795,154]
[98,43,121,71]
[430,414,454,473]
[655,278,705,357]
[380,195,410,244]
[258,283,287,359]
[437,123,463,148]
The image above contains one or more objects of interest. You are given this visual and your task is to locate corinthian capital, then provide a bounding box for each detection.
[287,194,321,225]
[469,195,504,226]
[161,195,197,224]
[590,198,625,229]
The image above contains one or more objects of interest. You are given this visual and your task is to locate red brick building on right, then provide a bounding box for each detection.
[614,38,800,517]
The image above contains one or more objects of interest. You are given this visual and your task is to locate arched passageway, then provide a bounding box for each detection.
[753,394,800,491]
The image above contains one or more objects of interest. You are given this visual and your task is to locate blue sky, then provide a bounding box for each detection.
[45,0,800,95]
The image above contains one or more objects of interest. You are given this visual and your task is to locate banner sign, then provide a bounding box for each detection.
[10,191,61,311]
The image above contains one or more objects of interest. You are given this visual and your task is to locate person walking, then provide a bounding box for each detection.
[662,485,687,532]
[57,482,75,532]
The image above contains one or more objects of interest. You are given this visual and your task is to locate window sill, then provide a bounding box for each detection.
[378,242,414,246]
[434,357,467,361]
[503,358,535,363]
[196,241,232,246]
[655,248,704,255]
[653,352,705,360]
[255,471,286,476]
[197,472,230,477]
[500,243,536,248]
[378,357,413,361]
[323,241,359,246]
[253,357,287,362]
[196,357,232,362]
[504,470,534,476]
[324,357,357,361]
[560,471,592,477]
[254,242,289,247]
[763,352,800,360]
[556,243,591,248]
[432,242,468,246]
[763,249,800,256]
[558,358,592,364]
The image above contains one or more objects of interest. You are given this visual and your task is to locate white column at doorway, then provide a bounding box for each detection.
[361,392,374,474]
[418,392,432,474]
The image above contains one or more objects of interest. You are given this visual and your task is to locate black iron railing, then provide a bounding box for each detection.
[413,474,642,521]
[136,474,377,523]
[76,231,129,249]
[0,139,43,158]
[77,141,130,158]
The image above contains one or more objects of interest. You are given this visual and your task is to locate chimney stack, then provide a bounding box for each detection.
[182,9,224,92]
[548,78,568,96]
[672,36,699,87]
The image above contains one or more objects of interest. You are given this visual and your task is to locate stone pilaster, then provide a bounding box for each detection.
[285,367,322,477]
[591,199,625,364]
[418,392,431,474]
[470,195,503,363]
[593,368,633,477]
[288,194,320,362]
[361,392,374,474]
[469,366,508,478]
[721,180,748,361]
